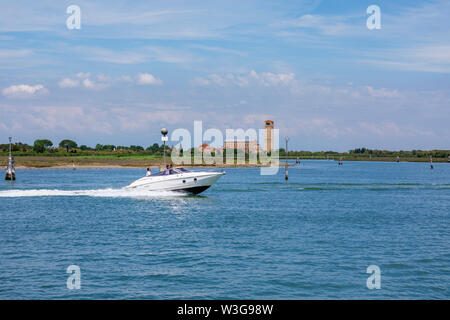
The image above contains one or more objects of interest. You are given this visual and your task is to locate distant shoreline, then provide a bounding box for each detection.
[1,155,448,169]
[2,156,280,169]
[13,164,274,170]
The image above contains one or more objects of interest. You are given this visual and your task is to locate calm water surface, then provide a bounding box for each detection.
[0,160,449,299]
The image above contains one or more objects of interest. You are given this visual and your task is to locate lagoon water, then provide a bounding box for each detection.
[0,160,449,299]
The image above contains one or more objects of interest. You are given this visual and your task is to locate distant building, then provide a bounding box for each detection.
[223,139,260,153]
[264,120,274,153]
[197,143,216,154]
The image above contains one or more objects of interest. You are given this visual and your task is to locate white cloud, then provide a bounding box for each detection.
[362,45,450,73]
[0,49,32,59]
[189,44,246,56]
[82,78,109,90]
[191,70,295,87]
[83,48,149,64]
[112,108,182,131]
[410,45,450,65]
[2,84,48,98]
[80,74,117,89]
[242,113,274,125]
[76,46,198,65]
[358,122,435,137]
[135,73,163,85]
[273,14,354,36]
[58,78,79,88]
[290,118,348,139]
[76,72,90,78]
[249,70,295,86]
[57,73,163,89]
[82,79,94,89]
[191,77,211,86]
[30,106,113,134]
[364,86,400,98]
[121,75,133,82]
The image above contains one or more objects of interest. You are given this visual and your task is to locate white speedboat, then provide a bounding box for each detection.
[126,168,224,194]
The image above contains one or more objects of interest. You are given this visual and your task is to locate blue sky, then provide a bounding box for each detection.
[0,0,449,151]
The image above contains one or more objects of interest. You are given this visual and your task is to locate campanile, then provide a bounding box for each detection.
[264,120,274,153]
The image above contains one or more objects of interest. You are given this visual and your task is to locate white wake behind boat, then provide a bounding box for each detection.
[126,168,224,194]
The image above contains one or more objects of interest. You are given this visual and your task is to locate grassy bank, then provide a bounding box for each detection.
[0,155,278,168]
[0,155,164,168]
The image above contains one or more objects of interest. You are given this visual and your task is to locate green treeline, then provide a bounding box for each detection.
[279,148,450,159]
[0,140,449,160]
[0,139,170,157]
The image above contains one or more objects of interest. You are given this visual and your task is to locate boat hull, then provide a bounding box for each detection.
[179,185,211,194]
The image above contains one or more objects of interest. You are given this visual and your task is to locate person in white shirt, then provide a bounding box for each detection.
[146,168,152,176]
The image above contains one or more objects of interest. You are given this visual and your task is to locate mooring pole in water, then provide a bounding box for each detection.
[430,156,434,169]
[5,137,11,180]
[5,136,15,181]
[161,128,168,169]
[285,136,289,180]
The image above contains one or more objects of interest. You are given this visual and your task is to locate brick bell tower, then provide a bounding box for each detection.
[264,120,274,153]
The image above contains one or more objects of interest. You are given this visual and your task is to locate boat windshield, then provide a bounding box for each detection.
[150,167,190,176]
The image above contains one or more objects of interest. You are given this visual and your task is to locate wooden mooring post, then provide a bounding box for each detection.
[285,137,289,180]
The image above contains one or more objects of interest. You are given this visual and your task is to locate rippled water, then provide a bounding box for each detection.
[0,160,449,299]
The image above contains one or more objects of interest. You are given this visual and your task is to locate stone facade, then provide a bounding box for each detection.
[223,139,260,153]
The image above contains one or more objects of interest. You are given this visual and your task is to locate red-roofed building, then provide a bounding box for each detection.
[197,143,216,154]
